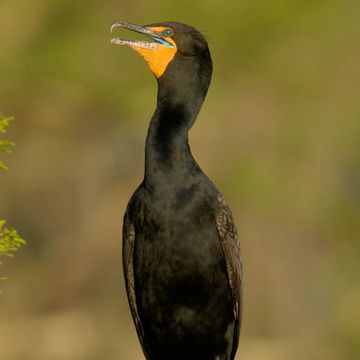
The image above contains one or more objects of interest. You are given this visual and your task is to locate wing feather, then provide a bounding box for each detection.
[123,208,151,360]
[215,193,243,355]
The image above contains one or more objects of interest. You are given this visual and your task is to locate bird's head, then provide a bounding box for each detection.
[111,21,212,81]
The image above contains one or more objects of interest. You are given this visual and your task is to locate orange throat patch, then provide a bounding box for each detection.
[132,27,177,78]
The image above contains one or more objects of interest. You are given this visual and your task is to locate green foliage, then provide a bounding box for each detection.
[0,221,25,258]
[0,114,25,287]
[0,115,15,170]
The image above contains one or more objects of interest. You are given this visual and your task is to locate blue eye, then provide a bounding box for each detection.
[162,29,172,37]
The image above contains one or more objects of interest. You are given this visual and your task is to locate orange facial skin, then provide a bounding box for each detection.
[132,27,177,78]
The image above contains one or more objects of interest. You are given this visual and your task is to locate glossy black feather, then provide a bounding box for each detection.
[122,22,242,360]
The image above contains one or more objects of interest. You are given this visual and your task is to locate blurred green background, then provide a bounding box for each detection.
[1,0,359,359]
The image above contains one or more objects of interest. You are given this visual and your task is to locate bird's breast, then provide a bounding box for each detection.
[129,183,235,359]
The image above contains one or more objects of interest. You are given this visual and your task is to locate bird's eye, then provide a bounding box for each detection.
[162,29,172,37]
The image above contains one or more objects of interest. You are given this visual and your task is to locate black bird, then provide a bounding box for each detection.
[111,21,243,360]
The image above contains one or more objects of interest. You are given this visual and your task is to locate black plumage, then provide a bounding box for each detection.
[114,21,243,360]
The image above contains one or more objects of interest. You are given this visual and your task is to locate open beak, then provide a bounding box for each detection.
[111,21,174,49]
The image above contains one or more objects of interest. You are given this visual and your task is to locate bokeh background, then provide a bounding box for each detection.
[1,0,359,359]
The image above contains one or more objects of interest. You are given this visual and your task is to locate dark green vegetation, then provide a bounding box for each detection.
[0,1,359,359]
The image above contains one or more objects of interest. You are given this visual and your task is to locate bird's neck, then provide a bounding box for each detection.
[144,84,207,192]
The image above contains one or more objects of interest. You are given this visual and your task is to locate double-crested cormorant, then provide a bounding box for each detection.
[111,21,243,360]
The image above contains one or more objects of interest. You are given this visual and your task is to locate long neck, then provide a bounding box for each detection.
[143,50,213,192]
[144,75,209,191]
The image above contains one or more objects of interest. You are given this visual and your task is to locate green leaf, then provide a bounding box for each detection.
[0,114,15,170]
[0,220,26,257]
[0,114,25,291]
[0,115,14,134]
[0,140,15,153]
[0,161,8,170]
